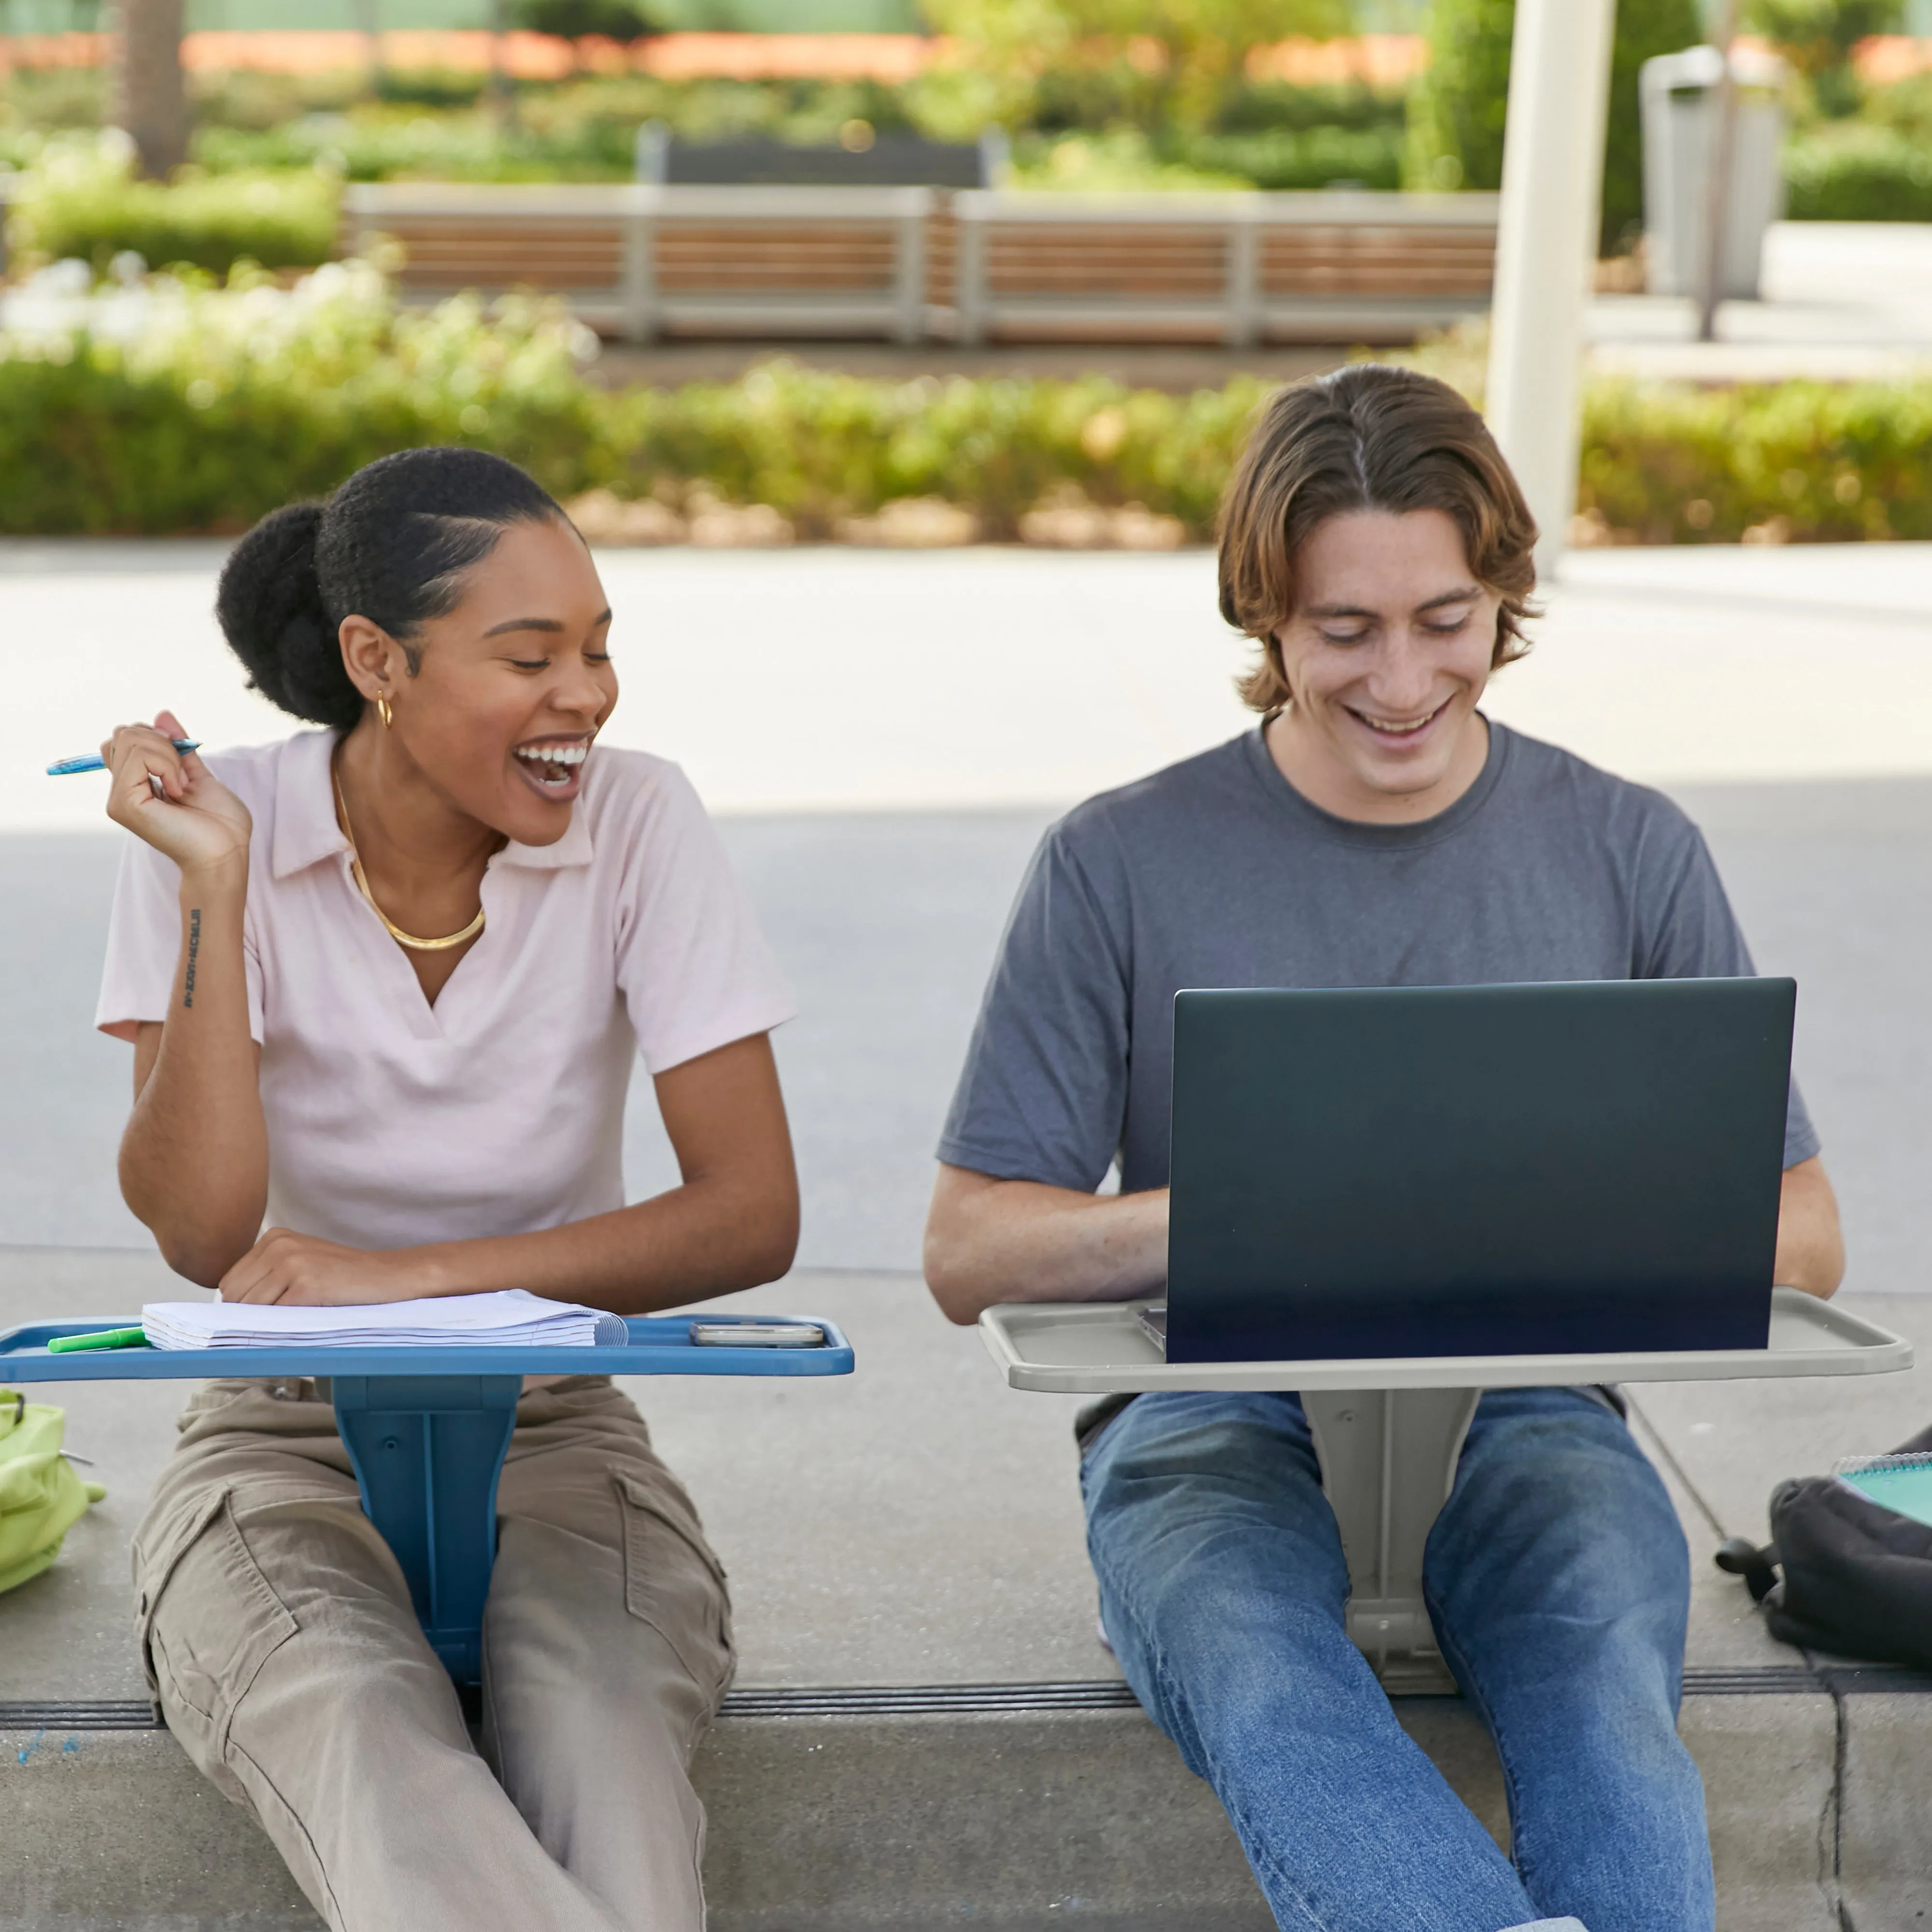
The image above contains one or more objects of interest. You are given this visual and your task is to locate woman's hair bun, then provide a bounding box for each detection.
[217,449,564,735]
[216,502,362,732]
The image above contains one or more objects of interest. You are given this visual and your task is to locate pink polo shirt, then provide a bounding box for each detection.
[97,730,796,1252]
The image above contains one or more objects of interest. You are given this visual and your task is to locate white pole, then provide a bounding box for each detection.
[1483,0,1617,580]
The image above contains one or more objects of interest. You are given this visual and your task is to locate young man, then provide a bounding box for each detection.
[923,366,1842,1932]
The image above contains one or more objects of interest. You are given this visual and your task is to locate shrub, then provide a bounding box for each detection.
[1863,71,1932,138]
[1010,128,1252,194]
[1577,377,1932,543]
[1173,124,1403,192]
[1218,81,1407,136]
[513,0,661,37]
[919,0,1350,136]
[1746,0,1904,116]
[0,263,603,535]
[1784,122,1932,220]
[374,70,490,112]
[7,139,338,274]
[190,68,364,133]
[603,362,1270,540]
[194,113,634,185]
[191,77,923,184]
[3,270,1928,546]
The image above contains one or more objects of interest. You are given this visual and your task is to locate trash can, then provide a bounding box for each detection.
[1640,44,1788,300]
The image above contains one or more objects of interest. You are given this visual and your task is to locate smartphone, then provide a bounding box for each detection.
[688,1321,826,1349]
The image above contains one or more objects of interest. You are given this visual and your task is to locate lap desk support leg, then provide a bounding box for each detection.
[1302,1387,1480,1694]
[332,1376,523,1684]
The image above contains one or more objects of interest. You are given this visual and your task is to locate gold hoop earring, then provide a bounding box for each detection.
[376,693,393,730]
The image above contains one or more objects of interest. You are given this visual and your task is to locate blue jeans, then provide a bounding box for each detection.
[1081,1387,1711,1932]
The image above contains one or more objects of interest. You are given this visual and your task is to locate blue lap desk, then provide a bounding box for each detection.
[0,1313,853,1682]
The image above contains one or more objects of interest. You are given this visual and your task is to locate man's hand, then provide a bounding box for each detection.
[218,1229,432,1306]
[1776,1155,1845,1299]
[923,1165,1169,1325]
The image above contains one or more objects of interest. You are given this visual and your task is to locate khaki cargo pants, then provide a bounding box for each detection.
[130,1374,733,1932]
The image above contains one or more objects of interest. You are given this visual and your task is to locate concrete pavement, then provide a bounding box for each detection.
[7,540,1932,833]
[1588,219,1932,383]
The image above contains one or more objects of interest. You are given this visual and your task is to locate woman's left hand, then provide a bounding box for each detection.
[217,1228,430,1305]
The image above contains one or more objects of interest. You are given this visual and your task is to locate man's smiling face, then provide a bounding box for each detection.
[1269,507,1504,823]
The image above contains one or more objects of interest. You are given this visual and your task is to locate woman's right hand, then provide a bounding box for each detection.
[102,711,252,877]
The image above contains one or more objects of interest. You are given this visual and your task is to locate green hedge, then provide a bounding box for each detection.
[1784,123,1932,222]
[1173,125,1402,193]
[6,144,338,275]
[612,365,1267,539]
[1578,377,1932,543]
[0,267,602,534]
[190,76,924,184]
[3,267,1929,543]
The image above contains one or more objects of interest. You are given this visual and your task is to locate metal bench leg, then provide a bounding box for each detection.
[332,1374,523,1684]
[1302,1386,1481,1695]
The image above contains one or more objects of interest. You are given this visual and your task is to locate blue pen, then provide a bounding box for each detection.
[47,739,200,777]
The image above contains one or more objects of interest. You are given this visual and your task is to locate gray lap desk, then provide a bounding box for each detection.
[979,1289,1911,1692]
[0,1312,854,1684]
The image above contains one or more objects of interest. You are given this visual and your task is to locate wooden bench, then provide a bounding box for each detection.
[338,182,1499,347]
[339,182,935,343]
[951,191,1500,346]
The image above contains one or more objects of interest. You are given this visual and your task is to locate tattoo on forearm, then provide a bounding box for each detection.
[183,908,201,1009]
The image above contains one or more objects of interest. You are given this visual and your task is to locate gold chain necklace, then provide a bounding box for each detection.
[332,763,484,953]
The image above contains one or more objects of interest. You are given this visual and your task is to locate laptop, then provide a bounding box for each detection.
[1161,979,1796,1364]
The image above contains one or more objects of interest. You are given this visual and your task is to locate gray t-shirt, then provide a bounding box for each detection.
[939,722,1818,1195]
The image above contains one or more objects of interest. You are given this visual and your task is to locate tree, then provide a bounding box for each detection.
[1402,0,1514,195]
[107,0,187,181]
[1405,0,1705,253]
[1745,0,1904,114]
[921,0,1351,136]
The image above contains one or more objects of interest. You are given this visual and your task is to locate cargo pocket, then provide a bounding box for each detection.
[614,1470,733,1699]
[134,1487,298,1760]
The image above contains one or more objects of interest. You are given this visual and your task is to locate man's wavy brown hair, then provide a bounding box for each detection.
[1217,365,1539,715]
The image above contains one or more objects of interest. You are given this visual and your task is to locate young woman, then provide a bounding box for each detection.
[96,447,799,1932]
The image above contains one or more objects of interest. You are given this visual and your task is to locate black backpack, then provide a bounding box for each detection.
[1716,1422,1932,1669]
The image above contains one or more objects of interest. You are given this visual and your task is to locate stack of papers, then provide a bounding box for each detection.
[141,1290,629,1351]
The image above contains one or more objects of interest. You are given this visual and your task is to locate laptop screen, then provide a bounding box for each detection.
[1165,979,1793,1363]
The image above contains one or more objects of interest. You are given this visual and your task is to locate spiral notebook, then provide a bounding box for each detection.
[1834,1453,1932,1529]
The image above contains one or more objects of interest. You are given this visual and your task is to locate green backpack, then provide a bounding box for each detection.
[0,1389,105,1594]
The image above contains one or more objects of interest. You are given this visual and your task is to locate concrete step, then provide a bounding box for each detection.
[6,1670,1930,1931]
[9,1261,1932,1927]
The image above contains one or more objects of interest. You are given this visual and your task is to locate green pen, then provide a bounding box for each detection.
[47,1326,150,1354]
